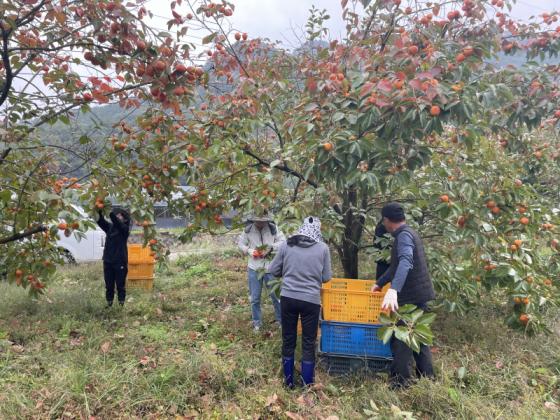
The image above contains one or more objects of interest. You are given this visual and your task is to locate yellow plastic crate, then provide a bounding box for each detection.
[127,262,155,280]
[127,244,155,264]
[126,277,153,290]
[321,278,390,324]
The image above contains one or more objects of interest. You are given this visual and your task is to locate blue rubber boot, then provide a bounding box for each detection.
[301,360,315,386]
[282,356,295,389]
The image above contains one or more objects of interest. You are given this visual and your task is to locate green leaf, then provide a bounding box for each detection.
[377,326,394,344]
[481,222,494,232]
[457,366,467,380]
[417,312,437,326]
[399,304,417,314]
[333,112,345,122]
[202,32,217,44]
[448,387,460,402]
[378,312,394,324]
[409,335,420,353]
[0,189,11,203]
[304,103,318,112]
[394,326,409,342]
[413,325,434,344]
[410,309,424,323]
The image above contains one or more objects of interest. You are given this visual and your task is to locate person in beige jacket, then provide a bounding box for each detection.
[238,211,285,331]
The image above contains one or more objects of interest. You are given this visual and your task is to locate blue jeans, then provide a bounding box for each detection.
[248,268,281,327]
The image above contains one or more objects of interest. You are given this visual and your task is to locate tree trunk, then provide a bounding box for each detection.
[338,187,367,279]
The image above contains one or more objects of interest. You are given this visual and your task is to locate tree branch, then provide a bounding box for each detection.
[15,0,48,28]
[0,26,14,108]
[292,178,302,203]
[242,147,318,188]
[0,225,47,245]
[0,148,11,164]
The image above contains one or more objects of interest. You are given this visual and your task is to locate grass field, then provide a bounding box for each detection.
[1,241,559,419]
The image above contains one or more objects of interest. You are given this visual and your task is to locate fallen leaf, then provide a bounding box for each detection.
[155,308,163,316]
[311,382,325,391]
[11,344,24,353]
[69,337,83,347]
[265,393,281,409]
[285,412,304,420]
[545,401,558,411]
[100,341,111,354]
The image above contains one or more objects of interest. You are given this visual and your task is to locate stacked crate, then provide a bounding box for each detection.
[318,278,393,375]
[126,244,156,290]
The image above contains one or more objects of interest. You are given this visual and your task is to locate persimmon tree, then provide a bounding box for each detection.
[0,0,234,293]
[1,0,559,332]
[178,0,560,330]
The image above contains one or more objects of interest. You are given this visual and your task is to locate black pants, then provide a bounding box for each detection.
[103,262,127,304]
[281,296,321,362]
[390,302,434,386]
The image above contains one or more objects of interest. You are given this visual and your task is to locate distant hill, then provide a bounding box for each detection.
[493,50,560,68]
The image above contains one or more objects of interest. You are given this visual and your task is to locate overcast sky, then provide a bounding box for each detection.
[146,0,560,51]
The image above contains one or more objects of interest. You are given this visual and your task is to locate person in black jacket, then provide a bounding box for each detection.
[97,207,131,308]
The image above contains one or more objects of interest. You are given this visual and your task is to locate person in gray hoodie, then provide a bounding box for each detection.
[268,216,332,388]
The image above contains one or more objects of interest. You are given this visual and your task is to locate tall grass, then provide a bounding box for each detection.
[0,250,559,419]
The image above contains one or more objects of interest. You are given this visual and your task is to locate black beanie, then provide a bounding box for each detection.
[381,202,405,222]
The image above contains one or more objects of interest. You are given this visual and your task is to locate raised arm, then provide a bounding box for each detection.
[96,210,111,233]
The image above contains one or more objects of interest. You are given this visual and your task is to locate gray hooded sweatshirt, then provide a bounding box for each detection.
[267,235,332,305]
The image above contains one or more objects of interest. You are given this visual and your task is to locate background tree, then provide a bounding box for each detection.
[0,0,234,292]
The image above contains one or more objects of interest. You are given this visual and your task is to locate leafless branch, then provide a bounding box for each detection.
[242,147,318,188]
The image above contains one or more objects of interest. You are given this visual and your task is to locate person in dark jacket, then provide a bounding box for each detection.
[97,207,131,308]
[374,220,391,279]
[268,216,332,388]
[371,202,436,389]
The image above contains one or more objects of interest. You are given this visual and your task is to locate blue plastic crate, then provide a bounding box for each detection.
[318,353,391,376]
[320,320,392,358]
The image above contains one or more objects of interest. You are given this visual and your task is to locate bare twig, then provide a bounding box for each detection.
[242,147,318,188]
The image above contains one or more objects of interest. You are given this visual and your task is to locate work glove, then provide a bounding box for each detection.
[381,288,399,312]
